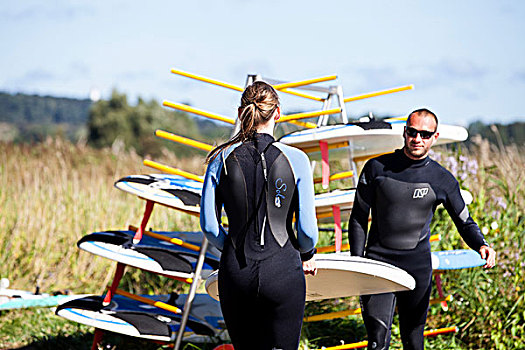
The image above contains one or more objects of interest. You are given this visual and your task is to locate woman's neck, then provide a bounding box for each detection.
[256,122,274,136]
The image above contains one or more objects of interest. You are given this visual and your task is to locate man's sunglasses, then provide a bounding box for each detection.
[405,126,436,139]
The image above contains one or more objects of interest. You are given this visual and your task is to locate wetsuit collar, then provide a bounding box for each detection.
[254,132,275,141]
[252,133,275,153]
[397,148,430,167]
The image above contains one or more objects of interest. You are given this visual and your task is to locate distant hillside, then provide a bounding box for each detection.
[0,92,92,124]
[1,91,522,148]
[467,120,525,146]
[0,91,232,155]
[0,92,92,142]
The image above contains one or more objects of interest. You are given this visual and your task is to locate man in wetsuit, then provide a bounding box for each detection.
[348,108,496,350]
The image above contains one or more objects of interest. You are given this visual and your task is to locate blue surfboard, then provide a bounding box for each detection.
[56,293,226,342]
[431,249,486,270]
[77,230,221,279]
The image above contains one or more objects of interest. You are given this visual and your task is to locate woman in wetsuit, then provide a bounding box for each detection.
[200,81,318,350]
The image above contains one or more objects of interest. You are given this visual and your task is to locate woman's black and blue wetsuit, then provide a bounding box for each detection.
[201,133,318,350]
[349,149,488,350]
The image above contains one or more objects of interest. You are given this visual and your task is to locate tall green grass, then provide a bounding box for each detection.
[0,137,523,349]
[0,139,205,294]
[426,138,525,349]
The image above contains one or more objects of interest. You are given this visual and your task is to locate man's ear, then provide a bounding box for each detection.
[432,132,439,145]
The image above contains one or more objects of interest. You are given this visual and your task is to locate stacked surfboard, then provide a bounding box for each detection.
[56,228,228,344]
[56,177,228,345]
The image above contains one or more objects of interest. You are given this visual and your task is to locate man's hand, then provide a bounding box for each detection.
[479,245,496,268]
[303,257,317,276]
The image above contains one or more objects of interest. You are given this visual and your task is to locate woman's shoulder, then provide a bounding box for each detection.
[272,142,309,164]
[207,142,241,172]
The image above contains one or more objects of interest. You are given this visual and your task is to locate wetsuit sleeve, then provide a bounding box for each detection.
[200,155,228,250]
[294,150,319,257]
[443,176,488,251]
[348,161,374,256]
[274,145,319,257]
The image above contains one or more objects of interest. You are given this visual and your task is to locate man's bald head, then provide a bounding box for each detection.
[407,108,438,130]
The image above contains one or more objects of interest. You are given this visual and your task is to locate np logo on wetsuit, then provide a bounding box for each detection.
[413,188,429,199]
[274,178,287,208]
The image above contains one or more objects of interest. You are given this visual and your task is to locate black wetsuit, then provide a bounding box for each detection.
[348,149,487,350]
[201,133,318,350]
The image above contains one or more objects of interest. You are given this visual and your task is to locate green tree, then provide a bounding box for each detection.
[87,89,216,157]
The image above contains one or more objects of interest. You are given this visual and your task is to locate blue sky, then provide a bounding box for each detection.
[1,1,524,125]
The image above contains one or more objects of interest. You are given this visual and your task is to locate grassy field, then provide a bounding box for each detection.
[0,137,523,349]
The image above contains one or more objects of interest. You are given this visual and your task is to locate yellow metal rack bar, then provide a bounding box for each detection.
[143,159,203,183]
[273,75,337,90]
[279,108,342,123]
[115,289,182,314]
[163,100,236,125]
[343,85,414,103]
[155,130,213,152]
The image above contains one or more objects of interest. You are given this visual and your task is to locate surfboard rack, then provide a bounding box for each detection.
[88,235,212,349]
[100,198,156,306]
[65,187,220,349]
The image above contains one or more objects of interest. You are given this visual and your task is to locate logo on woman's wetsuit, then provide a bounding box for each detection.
[274,178,287,208]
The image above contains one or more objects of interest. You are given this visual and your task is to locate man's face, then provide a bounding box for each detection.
[403,114,439,160]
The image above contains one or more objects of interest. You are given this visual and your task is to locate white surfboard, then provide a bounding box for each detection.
[114,174,202,215]
[205,253,415,302]
[77,230,219,279]
[279,120,468,159]
[56,293,226,342]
